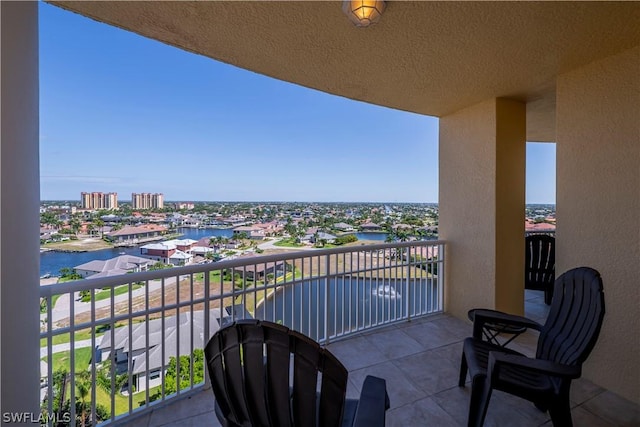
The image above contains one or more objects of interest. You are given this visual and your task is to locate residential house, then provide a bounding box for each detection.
[233,225,265,239]
[301,227,319,242]
[190,246,216,259]
[253,221,282,236]
[164,238,198,252]
[98,310,225,392]
[302,228,337,244]
[105,224,168,243]
[74,255,152,279]
[232,255,290,281]
[333,222,355,232]
[140,242,193,266]
[360,222,382,232]
[313,232,337,244]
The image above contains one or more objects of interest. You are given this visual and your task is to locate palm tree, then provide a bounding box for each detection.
[94,218,105,238]
[395,229,410,242]
[69,217,82,236]
[76,371,91,427]
[40,211,58,228]
[97,359,128,396]
[209,236,223,253]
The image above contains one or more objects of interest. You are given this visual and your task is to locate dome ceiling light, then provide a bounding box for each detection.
[342,0,386,27]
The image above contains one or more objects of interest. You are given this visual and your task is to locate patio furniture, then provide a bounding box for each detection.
[525,234,555,305]
[459,266,605,427]
[205,319,390,427]
[467,309,527,347]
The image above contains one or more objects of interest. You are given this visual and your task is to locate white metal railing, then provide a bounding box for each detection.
[39,240,445,425]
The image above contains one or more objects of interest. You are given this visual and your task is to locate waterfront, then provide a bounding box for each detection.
[255,276,439,342]
[39,228,407,276]
[39,227,234,276]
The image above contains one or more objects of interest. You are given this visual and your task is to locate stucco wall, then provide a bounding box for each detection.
[1,1,41,415]
[440,98,525,319]
[556,45,640,404]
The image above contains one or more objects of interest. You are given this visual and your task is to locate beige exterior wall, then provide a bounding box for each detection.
[556,46,640,404]
[1,1,41,414]
[440,98,526,320]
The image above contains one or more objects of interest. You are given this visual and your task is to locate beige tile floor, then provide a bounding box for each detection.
[122,291,639,426]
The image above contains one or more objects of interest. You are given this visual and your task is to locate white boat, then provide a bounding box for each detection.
[372,284,400,299]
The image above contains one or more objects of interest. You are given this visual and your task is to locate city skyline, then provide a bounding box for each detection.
[39,3,556,204]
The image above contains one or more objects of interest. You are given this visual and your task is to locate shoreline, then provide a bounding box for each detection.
[40,232,184,253]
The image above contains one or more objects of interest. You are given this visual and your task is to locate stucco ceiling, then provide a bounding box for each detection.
[49,1,640,142]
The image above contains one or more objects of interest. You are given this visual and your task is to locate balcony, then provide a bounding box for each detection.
[122,294,640,427]
[124,298,640,427]
[3,1,640,421]
[40,241,640,426]
[40,241,445,425]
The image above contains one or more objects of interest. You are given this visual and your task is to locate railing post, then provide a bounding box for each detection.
[324,254,330,345]
[204,269,210,344]
[438,243,445,312]
[406,245,412,321]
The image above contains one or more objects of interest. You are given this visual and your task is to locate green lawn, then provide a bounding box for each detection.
[41,329,104,348]
[43,347,92,372]
[274,238,305,248]
[94,384,163,416]
[194,270,222,281]
[81,284,143,303]
[275,269,302,284]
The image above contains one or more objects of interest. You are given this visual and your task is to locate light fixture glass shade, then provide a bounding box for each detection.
[342,0,386,27]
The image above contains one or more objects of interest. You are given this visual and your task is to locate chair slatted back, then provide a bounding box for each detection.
[537,267,605,366]
[525,235,556,291]
[205,320,348,427]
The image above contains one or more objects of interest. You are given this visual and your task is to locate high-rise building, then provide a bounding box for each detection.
[80,192,91,209]
[131,193,164,210]
[105,192,118,210]
[80,192,118,210]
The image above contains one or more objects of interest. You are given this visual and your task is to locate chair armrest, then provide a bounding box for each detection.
[353,375,390,427]
[472,309,543,339]
[487,352,582,383]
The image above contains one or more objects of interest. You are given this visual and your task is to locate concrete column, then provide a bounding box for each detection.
[556,46,640,404]
[439,98,526,320]
[1,0,40,417]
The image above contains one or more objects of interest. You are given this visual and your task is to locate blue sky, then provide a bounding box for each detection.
[39,3,555,204]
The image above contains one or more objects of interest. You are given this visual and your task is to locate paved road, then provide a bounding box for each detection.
[48,277,173,323]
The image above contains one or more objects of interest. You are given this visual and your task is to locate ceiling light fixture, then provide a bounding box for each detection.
[342,0,386,28]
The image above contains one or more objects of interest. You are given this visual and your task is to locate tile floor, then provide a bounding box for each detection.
[122,291,639,426]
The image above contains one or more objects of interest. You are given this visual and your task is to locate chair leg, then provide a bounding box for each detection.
[544,288,552,305]
[548,395,572,427]
[467,376,492,427]
[459,352,468,387]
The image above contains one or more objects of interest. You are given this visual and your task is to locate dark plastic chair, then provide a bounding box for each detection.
[458,267,605,427]
[525,234,555,305]
[205,319,390,427]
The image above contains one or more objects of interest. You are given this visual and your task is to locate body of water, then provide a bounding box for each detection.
[39,227,234,276]
[177,227,234,241]
[40,227,432,276]
[353,232,388,241]
[254,276,438,342]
